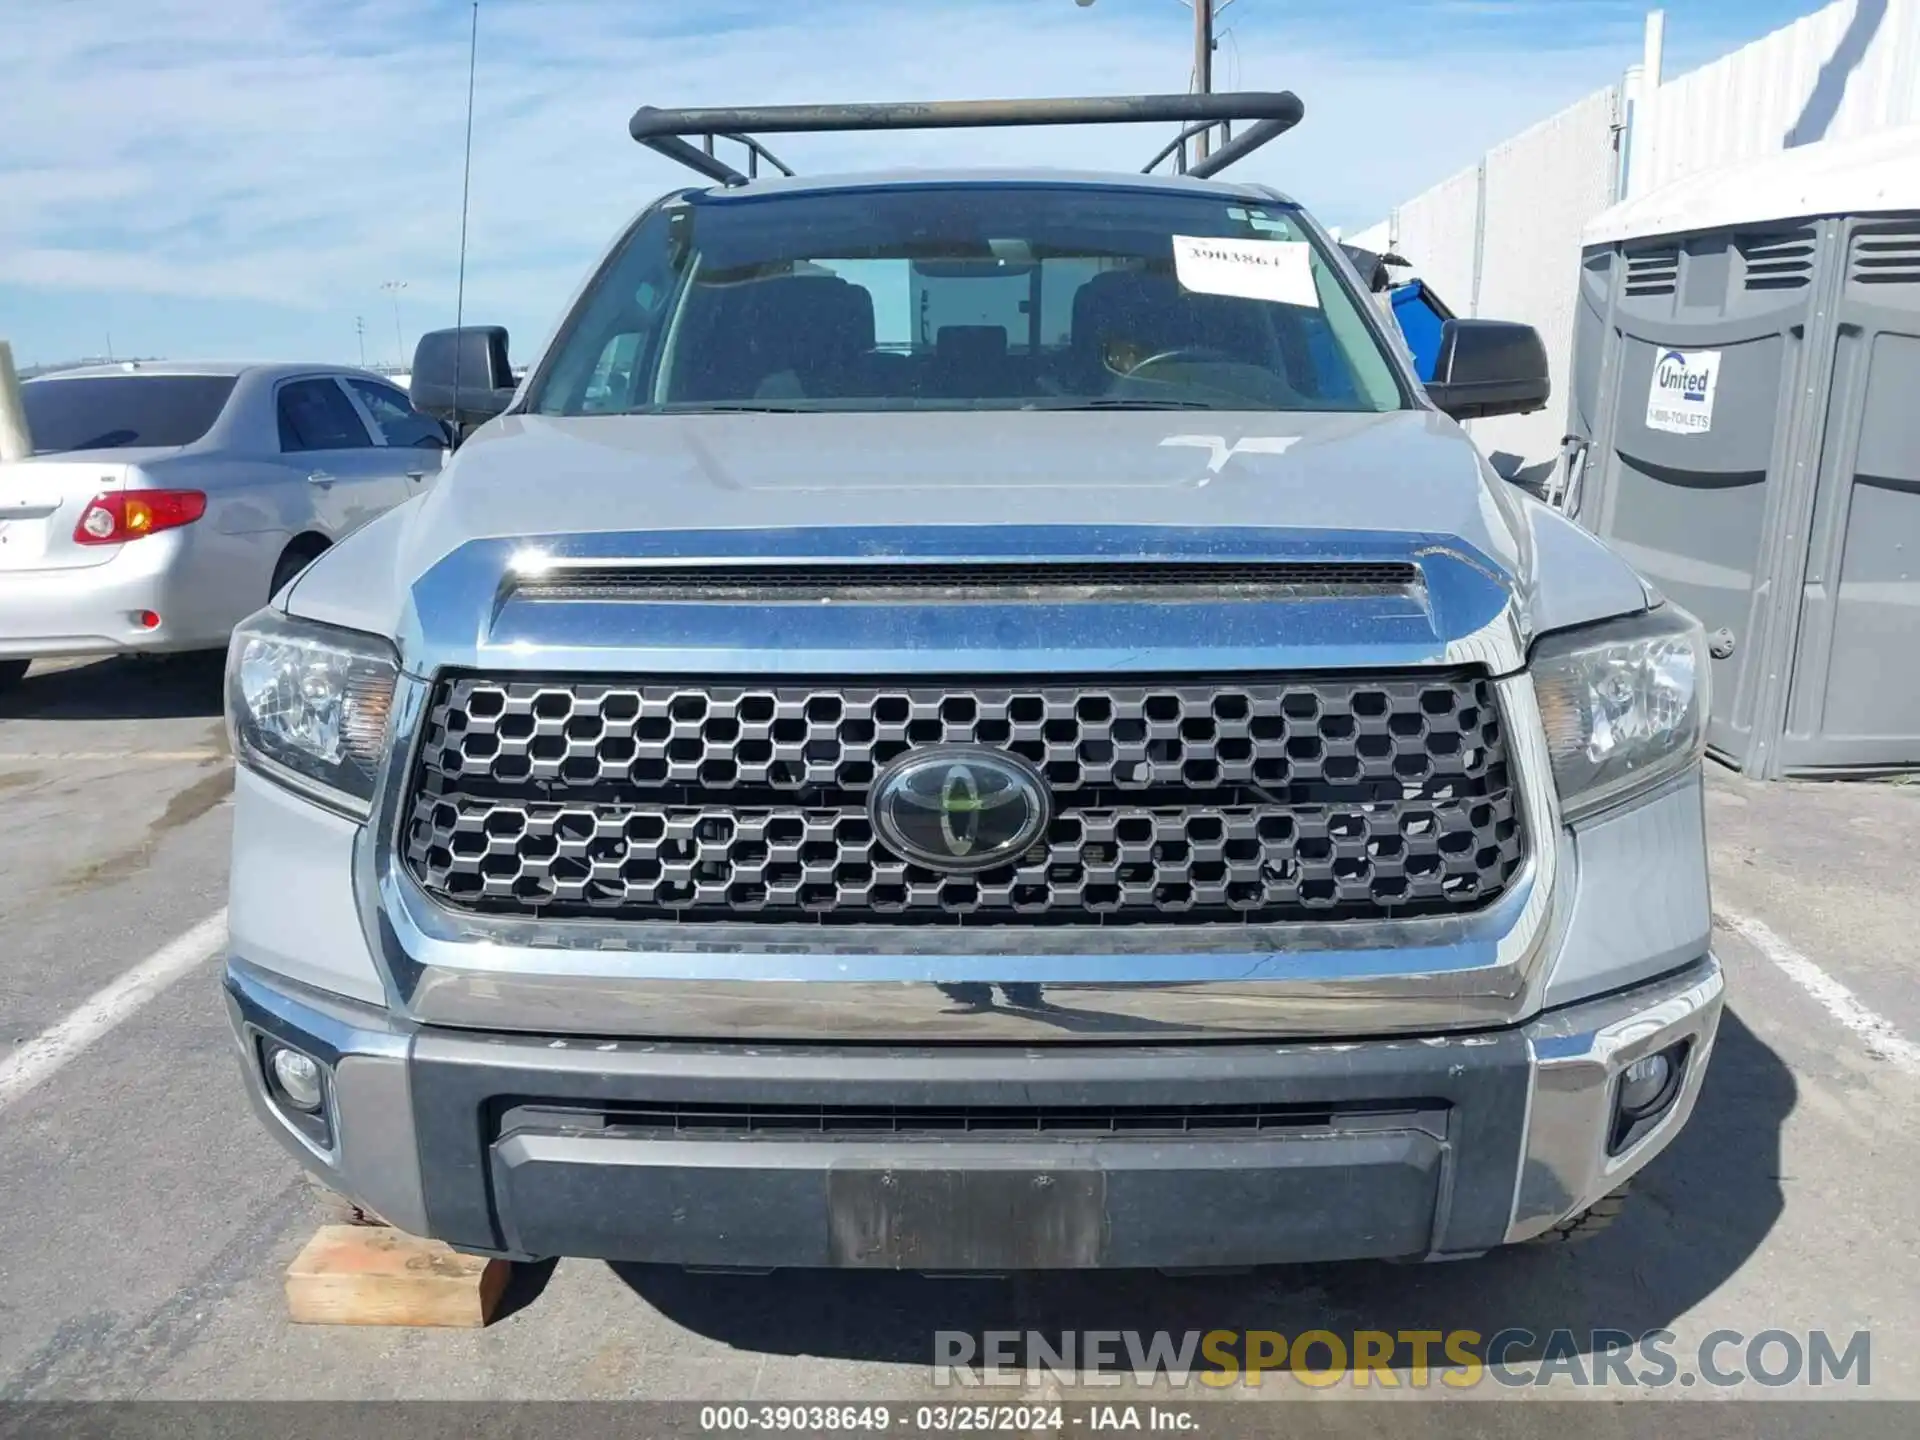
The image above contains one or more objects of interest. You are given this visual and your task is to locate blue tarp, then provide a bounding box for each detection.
[1389,280,1455,382]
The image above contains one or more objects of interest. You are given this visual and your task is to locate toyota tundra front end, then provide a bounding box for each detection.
[221,93,1722,1271]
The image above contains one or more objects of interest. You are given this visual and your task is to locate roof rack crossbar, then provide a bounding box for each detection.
[1187,115,1300,180]
[641,129,798,186]
[645,130,745,186]
[1141,120,1216,176]
[629,92,1303,185]
[722,133,796,180]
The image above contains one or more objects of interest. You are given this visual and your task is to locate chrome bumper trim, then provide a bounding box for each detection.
[224,961,430,1235]
[1506,953,1725,1242]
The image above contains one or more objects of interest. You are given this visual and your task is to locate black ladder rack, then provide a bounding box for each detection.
[628,91,1305,187]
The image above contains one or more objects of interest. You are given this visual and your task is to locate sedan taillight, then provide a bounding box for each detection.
[73,490,207,545]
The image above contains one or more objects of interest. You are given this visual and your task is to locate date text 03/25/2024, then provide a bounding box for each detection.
[696,1404,1195,1432]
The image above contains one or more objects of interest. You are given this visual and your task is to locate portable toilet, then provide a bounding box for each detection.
[1565,125,1920,779]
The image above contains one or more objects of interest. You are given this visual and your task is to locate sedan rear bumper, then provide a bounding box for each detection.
[0,531,247,659]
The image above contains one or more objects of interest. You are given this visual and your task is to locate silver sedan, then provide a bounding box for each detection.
[0,361,446,688]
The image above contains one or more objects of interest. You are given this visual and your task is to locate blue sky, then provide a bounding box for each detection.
[0,0,1830,369]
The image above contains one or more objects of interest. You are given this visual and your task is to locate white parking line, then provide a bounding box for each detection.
[1718,907,1920,1077]
[0,909,228,1114]
[0,750,226,762]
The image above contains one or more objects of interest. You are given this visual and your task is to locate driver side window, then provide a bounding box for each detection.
[344,378,446,447]
[538,206,683,413]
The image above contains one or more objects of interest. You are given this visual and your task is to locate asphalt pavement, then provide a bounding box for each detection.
[1,654,1916,1413]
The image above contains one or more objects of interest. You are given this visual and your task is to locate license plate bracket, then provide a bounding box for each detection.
[828,1164,1106,1269]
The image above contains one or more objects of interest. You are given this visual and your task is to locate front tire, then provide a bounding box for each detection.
[1525,1182,1632,1245]
[271,538,330,599]
[304,1172,386,1228]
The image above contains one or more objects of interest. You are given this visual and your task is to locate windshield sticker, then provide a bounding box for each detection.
[1173,235,1319,308]
[1226,207,1293,236]
[1645,348,1722,435]
[1246,216,1292,235]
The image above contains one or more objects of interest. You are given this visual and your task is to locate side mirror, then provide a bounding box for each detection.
[1425,319,1550,422]
[409,326,517,428]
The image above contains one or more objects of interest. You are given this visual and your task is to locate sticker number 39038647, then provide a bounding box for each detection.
[1172,235,1320,309]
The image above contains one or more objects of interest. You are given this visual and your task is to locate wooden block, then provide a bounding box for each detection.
[285,1224,511,1328]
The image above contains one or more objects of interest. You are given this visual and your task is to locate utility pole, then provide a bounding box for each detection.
[1073,0,1229,164]
[355,315,366,367]
[380,280,408,368]
[1193,0,1215,159]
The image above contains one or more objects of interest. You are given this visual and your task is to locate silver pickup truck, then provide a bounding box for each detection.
[222,93,1721,1273]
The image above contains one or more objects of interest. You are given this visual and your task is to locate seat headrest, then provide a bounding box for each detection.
[759,275,875,355]
[935,325,1009,362]
[669,273,875,399]
[1069,268,1273,371]
[1072,270,1191,351]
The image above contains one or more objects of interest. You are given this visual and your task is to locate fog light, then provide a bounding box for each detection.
[1619,1052,1674,1116]
[134,610,162,630]
[1608,1040,1689,1154]
[268,1045,325,1112]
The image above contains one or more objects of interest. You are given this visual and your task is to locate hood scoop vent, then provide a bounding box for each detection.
[509,560,1425,606]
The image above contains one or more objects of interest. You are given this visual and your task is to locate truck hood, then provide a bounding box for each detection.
[286,408,1651,672]
[426,409,1504,548]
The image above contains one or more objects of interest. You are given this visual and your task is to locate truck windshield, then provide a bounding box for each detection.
[528,185,1407,415]
[20,374,238,453]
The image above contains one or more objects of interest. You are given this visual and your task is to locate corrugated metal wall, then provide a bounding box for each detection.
[1353,90,1621,481]
[1473,89,1626,477]
[1638,0,1920,195]
[1390,165,1484,320]
[1341,219,1393,255]
[1353,0,1920,477]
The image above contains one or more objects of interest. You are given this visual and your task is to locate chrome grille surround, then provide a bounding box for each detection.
[403,674,1526,925]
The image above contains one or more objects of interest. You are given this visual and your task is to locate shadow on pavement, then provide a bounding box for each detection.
[493,1257,561,1323]
[0,653,226,722]
[611,1007,1791,1373]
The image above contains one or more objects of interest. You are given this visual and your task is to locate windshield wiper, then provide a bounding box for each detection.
[650,401,810,414]
[1037,398,1225,411]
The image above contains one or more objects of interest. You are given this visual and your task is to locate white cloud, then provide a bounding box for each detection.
[0,0,1639,359]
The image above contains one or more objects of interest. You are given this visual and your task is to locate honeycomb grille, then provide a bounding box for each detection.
[403,675,1526,925]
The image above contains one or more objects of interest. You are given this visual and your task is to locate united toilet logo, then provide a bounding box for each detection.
[1644,348,1722,435]
[1656,351,1712,403]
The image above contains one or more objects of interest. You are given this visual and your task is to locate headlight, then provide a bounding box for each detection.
[1531,605,1708,820]
[225,610,399,816]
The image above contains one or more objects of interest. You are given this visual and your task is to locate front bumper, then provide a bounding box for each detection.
[225,952,1722,1268]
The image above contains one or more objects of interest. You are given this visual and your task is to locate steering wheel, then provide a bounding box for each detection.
[1114,345,1235,377]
